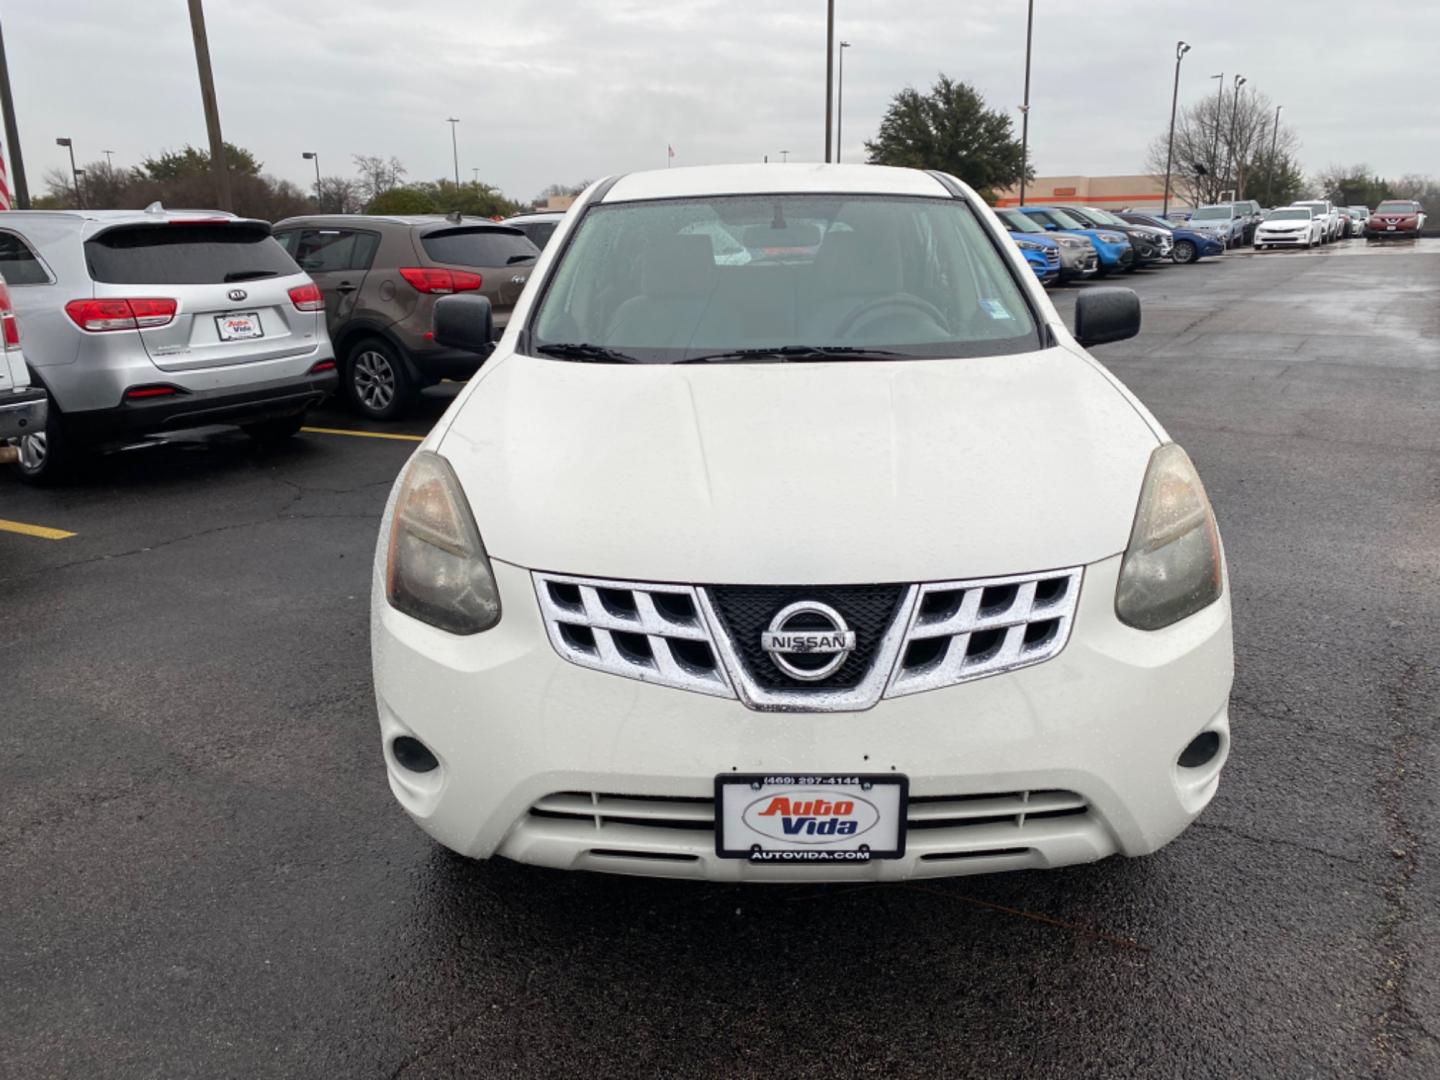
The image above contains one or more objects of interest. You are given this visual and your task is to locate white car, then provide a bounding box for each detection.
[1255,207,1323,250]
[1346,206,1370,237]
[0,272,47,456]
[1291,200,1340,243]
[371,164,1234,882]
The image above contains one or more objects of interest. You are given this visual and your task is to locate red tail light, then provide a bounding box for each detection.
[309,359,336,373]
[1,314,18,351]
[124,385,181,400]
[65,298,177,332]
[398,267,483,294]
[289,283,324,311]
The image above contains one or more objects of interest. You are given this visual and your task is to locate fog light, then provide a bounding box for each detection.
[1178,731,1221,769]
[392,735,439,773]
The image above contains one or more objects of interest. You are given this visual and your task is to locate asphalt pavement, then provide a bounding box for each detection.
[2,239,1438,1078]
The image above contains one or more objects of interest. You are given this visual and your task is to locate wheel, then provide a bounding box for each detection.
[9,391,77,485]
[1172,240,1198,264]
[242,412,307,446]
[1256,244,1266,252]
[345,338,412,421]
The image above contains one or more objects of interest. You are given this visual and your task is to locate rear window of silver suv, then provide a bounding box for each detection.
[84,223,298,285]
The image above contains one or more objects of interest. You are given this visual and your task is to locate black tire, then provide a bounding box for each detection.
[242,412,307,446]
[345,337,412,421]
[9,391,77,485]
[1172,239,1198,264]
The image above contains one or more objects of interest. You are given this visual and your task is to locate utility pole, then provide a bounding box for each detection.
[1018,0,1034,206]
[186,0,232,211]
[1162,41,1191,217]
[0,13,30,208]
[56,137,82,208]
[1225,74,1246,199]
[836,41,850,163]
[1208,73,1223,204]
[824,0,834,162]
[446,118,460,188]
[1266,105,1283,206]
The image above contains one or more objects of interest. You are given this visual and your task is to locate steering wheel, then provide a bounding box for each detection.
[833,294,950,338]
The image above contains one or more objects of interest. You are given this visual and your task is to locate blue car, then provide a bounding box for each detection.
[1118,212,1225,264]
[1015,206,1134,276]
[995,208,1098,282]
[1010,233,1061,284]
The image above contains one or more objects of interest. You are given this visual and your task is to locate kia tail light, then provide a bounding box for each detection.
[65,298,177,332]
[289,283,324,311]
[398,267,483,295]
[0,282,18,351]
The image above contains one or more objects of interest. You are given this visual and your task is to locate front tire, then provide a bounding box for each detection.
[345,338,412,421]
[1172,240,1198,264]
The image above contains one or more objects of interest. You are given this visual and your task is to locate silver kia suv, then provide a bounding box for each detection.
[0,206,337,481]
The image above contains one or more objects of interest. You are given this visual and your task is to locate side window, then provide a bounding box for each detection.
[0,230,52,285]
[350,231,380,271]
[272,229,299,257]
[294,228,359,274]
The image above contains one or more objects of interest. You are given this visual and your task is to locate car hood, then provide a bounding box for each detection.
[439,348,1160,584]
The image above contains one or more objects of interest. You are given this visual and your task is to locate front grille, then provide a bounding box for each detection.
[704,584,906,692]
[526,788,1092,864]
[1044,249,1061,266]
[533,567,1084,712]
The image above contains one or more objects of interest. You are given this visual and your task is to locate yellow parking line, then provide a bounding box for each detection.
[301,426,424,443]
[0,518,76,540]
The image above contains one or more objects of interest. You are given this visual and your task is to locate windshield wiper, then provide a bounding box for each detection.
[224,269,280,282]
[535,342,641,364]
[677,345,908,364]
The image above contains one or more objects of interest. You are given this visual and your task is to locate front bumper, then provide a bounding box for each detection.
[1057,247,1099,279]
[0,386,47,441]
[1256,230,1310,246]
[372,555,1234,882]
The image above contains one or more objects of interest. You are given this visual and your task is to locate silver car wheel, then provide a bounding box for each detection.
[353,350,396,412]
[16,431,47,472]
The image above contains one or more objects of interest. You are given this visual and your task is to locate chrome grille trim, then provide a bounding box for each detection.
[533,573,734,698]
[885,568,1083,698]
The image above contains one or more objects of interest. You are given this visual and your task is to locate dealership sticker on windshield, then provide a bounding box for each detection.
[715,774,907,862]
[980,299,1013,320]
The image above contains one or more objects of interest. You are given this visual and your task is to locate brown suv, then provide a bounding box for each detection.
[272,214,538,419]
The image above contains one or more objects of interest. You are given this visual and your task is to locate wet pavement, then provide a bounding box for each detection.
[3,241,1438,1078]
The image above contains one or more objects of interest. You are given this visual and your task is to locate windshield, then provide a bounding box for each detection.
[997,209,1045,234]
[1082,207,1128,227]
[1375,201,1416,214]
[1037,208,1087,230]
[1293,203,1327,213]
[1266,209,1312,221]
[530,194,1040,362]
[1192,207,1234,221]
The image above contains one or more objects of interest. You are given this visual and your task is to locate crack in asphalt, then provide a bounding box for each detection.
[1190,820,1370,872]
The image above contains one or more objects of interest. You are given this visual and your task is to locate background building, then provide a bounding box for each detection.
[994,174,1193,212]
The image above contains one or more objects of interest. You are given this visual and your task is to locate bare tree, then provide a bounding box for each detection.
[353,154,407,202]
[1145,86,1299,206]
[318,176,363,214]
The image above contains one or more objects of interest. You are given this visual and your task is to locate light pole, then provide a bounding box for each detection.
[1266,104,1283,206]
[56,137,81,208]
[824,0,835,161]
[836,41,851,163]
[1225,74,1246,199]
[102,149,115,168]
[1162,41,1191,217]
[186,0,232,212]
[1207,72,1223,204]
[0,13,31,208]
[1018,0,1034,206]
[302,151,321,207]
[446,118,460,188]
[781,149,791,164]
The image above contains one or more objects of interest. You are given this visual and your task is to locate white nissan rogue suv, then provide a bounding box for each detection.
[371,164,1234,882]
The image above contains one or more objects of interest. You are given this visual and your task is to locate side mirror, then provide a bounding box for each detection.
[1074,287,1141,347]
[1042,222,1058,231]
[433,294,495,353]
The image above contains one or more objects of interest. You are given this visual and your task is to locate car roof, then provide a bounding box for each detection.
[503,212,567,224]
[272,213,521,230]
[0,206,266,240]
[600,163,953,203]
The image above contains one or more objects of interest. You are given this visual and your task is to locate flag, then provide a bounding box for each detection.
[0,137,11,211]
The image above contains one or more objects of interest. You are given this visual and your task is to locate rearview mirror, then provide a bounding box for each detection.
[1074,287,1141,347]
[433,294,495,353]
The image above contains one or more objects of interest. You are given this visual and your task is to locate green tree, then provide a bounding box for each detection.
[1244,149,1307,207]
[864,75,1029,200]
[1314,164,1391,208]
[413,179,522,218]
[366,186,437,214]
[138,143,262,181]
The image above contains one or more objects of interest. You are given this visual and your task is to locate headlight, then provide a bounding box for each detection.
[1055,236,1084,249]
[386,450,502,634]
[1015,239,1046,252]
[1098,232,1125,244]
[1115,444,1223,631]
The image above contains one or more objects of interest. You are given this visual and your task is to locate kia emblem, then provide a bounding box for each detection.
[228,288,248,302]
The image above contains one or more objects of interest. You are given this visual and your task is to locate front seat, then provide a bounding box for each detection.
[605,235,727,350]
[803,227,906,339]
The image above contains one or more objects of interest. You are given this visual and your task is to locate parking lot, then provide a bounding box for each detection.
[3,240,1439,1077]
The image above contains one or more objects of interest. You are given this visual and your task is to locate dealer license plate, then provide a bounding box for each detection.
[216,312,264,341]
[1387,225,1397,231]
[715,774,907,863]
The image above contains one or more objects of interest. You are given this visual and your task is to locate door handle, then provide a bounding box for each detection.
[336,281,357,293]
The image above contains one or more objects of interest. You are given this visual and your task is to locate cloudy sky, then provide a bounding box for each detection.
[4,0,1437,203]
